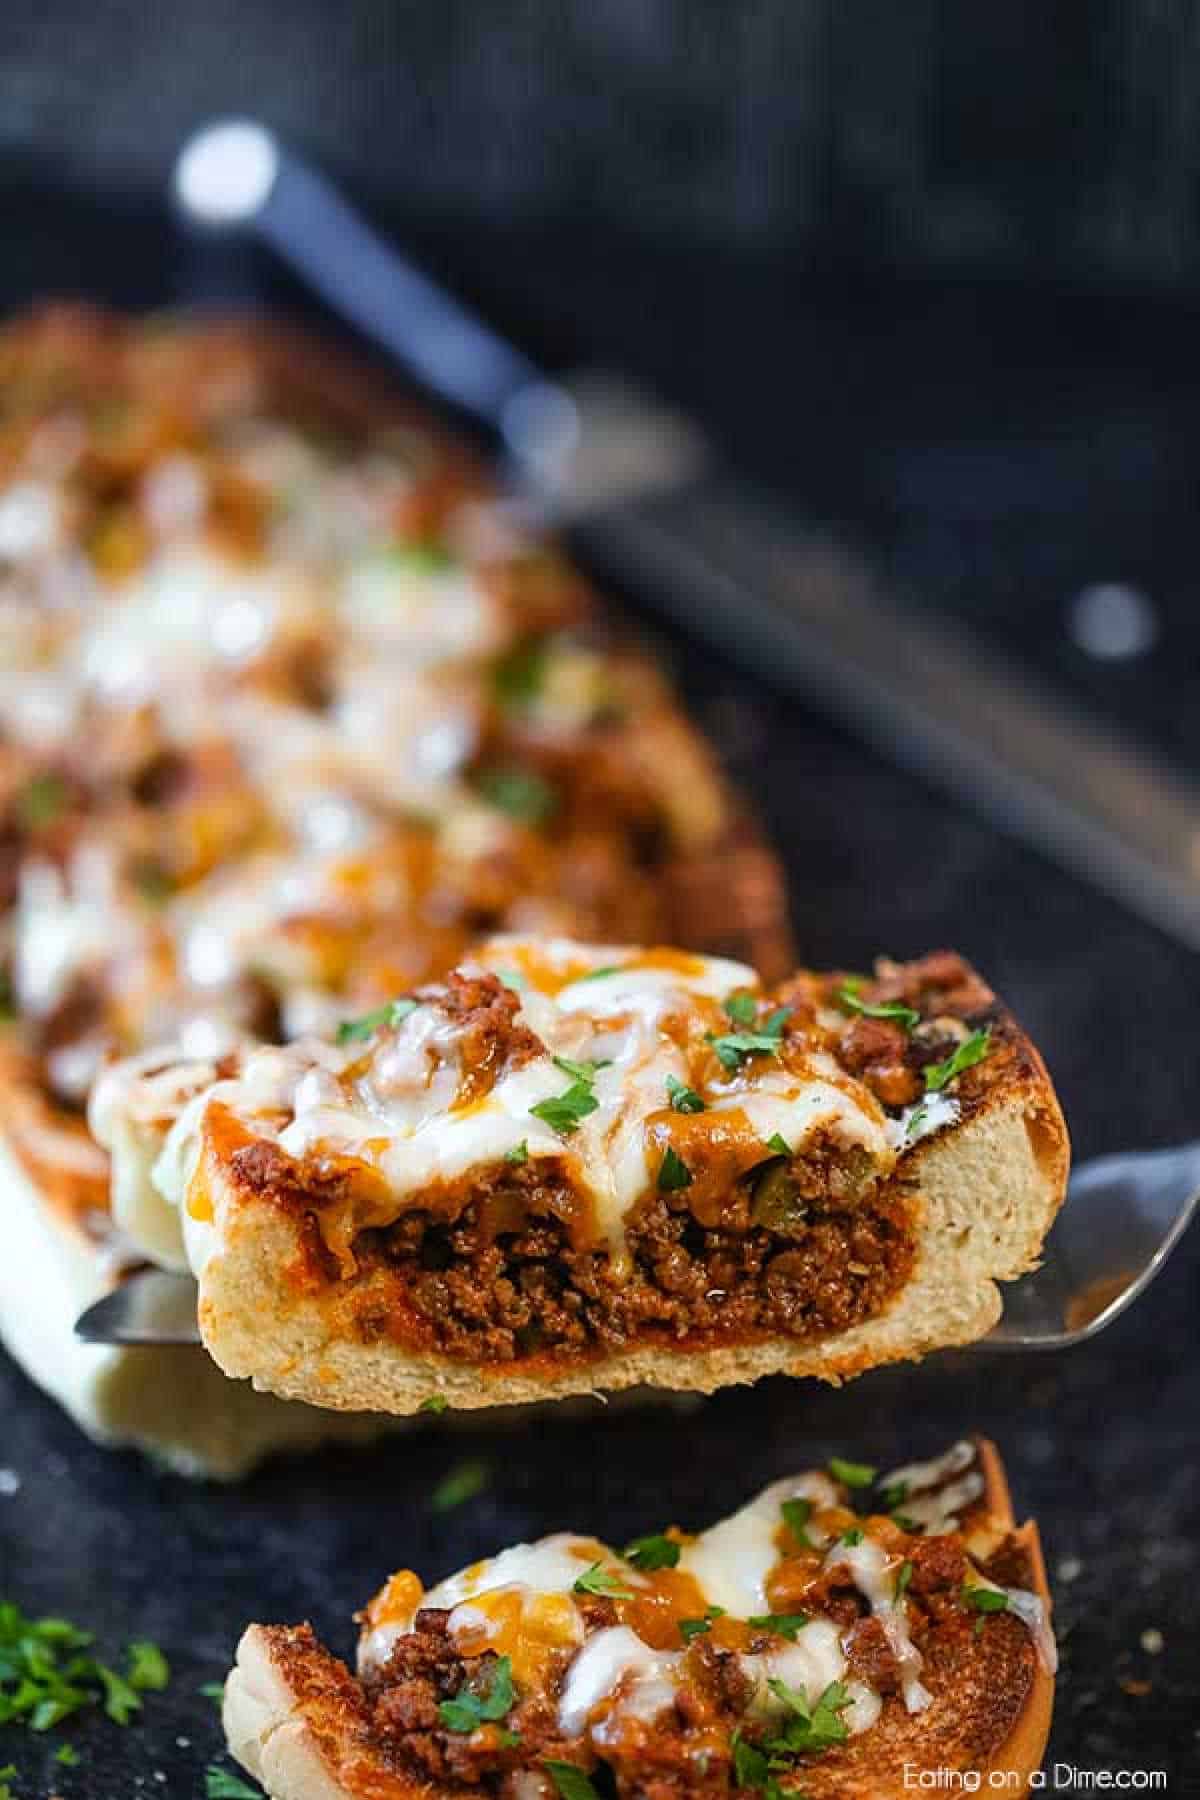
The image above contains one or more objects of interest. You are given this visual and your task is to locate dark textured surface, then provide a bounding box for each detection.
[5,2,1200,287]
[0,189,1196,1794]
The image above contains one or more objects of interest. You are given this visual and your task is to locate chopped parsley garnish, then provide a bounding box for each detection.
[923,1028,991,1093]
[574,965,621,982]
[962,1584,1009,1614]
[624,1534,679,1571]
[706,1006,791,1072]
[723,990,759,1026]
[388,541,455,574]
[544,1762,602,1800]
[747,1613,808,1640]
[764,1676,852,1753]
[765,1132,791,1156]
[438,1655,514,1732]
[336,997,417,1044]
[895,1560,914,1601]
[526,1057,610,1136]
[54,1743,80,1765]
[878,1479,908,1511]
[840,1527,864,1547]
[476,764,558,826]
[492,639,548,711]
[835,984,919,1032]
[125,1640,170,1692]
[553,1054,610,1082]
[132,859,176,905]
[731,1730,788,1799]
[419,1395,449,1414]
[205,1768,264,1798]
[665,1074,705,1113]
[892,1512,921,1533]
[657,1146,693,1191]
[430,1460,490,1513]
[572,1563,634,1601]
[504,1140,529,1166]
[0,1604,169,1733]
[17,771,69,831]
[829,1457,877,1489]
[780,1497,814,1548]
[496,967,528,992]
[529,1078,599,1135]
[678,1606,725,1643]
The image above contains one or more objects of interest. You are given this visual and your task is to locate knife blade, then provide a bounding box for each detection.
[172,121,1200,950]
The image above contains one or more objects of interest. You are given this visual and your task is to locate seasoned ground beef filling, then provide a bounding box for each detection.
[332,1170,914,1363]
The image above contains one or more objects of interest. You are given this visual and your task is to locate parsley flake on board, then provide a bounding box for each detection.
[835,984,919,1032]
[780,1497,814,1548]
[336,997,418,1044]
[200,1681,226,1705]
[665,1074,705,1113]
[657,1146,693,1191]
[706,1007,791,1072]
[125,1640,170,1692]
[544,1762,602,1800]
[624,1534,680,1571]
[205,1769,263,1799]
[0,1604,169,1734]
[438,1655,515,1732]
[746,1613,808,1640]
[828,1457,876,1490]
[430,1460,491,1513]
[923,1028,991,1093]
[573,1563,634,1601]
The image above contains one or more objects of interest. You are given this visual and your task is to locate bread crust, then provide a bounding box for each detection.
[222,1436,1054,1799]
[191,971,1068,1414]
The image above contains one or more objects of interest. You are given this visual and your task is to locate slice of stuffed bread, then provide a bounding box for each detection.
[90,936,1068,1414]
[221,1436,1055,1799]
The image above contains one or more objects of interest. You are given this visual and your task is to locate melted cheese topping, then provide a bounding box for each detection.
[676,1473,839,1616]
[354,1449,1056,1763]
[0,351,743,1150]
[97,936,897,1272]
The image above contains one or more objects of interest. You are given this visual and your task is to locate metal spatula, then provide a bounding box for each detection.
[73,1139,1200,1352]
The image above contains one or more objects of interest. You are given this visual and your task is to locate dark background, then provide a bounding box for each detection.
[0,5,1198,1792]
[6,1,1200,289]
